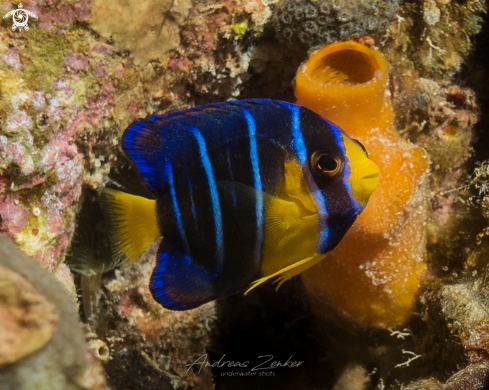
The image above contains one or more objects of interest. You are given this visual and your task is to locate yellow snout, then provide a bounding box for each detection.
[340,134,380,207]
[352,158,380,205]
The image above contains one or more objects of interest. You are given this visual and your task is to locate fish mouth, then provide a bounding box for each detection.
[360,173,380,193]
[362,173,380,180]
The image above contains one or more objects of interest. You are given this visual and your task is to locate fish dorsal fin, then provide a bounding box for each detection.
[123,100,293,197]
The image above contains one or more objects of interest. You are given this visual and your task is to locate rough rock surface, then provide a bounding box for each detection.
[0,235,105,390]
[90,240,216,390]
[0,264,58,366]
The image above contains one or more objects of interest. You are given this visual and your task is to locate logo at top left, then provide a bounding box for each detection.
[3,3,38,31]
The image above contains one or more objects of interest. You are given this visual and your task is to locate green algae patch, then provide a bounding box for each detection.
[232,21,248,38]
[24,28,70,92]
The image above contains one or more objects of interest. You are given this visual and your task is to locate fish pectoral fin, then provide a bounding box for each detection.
[218,181,300,241]
[272,254,324,291]
[69,265,97,277]
[244,253,325,294]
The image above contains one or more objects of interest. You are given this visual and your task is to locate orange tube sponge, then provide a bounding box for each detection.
[295,41,429,326]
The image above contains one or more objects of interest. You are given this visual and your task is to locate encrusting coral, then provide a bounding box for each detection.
[296,41,430,326]
[274,0,400,47]
[89,0,192,66]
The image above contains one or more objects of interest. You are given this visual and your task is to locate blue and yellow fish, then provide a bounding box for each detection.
[100,99,379,310]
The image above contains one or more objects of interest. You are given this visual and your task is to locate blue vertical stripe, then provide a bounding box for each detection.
[328,122,362,213]
[287,104,330,252]
[185,125,224,276]
[165,162,190,254]
[243,108,264,265]
[290,105,307,165]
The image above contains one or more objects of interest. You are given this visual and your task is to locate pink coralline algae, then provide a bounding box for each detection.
[73,2,91,20]
[32,134,83,269]
[85,91,115,125]
[40,131,84,213]
[6,110,32,133]
[167,52,190,73]
[0,177,8,194]
[5,142,25,166]
[125,100,139,113]
[51,78,74,99]
[90,43,113,55]
[2,49,24,72]
[114,63,124,79]
[47,96,62,122]
[64,50,89,72]
[0,194,29,240]
[18,174,47,190]
[29,0,91,31]
[19,116,85,270]
[93,61,108,78]
[30,91,46,112]
[46,238,71,275]
[45,210,65,235]
[103,82,115,93]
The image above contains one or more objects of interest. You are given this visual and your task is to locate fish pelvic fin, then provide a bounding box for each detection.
[244,253,324,294]
[99,188,161,267]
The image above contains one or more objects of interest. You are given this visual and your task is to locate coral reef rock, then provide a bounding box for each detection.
[274,0,400,47]
[0,264,58,366]
[91,240,216,390]
[403,362,489,389]
[0,235,105,390]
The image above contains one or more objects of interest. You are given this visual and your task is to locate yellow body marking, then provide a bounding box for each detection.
[247,158,323,293]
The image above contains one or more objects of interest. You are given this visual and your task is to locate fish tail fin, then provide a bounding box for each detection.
[98,188,161,267]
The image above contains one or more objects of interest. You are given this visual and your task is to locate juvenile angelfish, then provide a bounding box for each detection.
[100,100,380,310]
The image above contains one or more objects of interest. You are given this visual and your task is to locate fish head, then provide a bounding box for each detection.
[303,128,379,254]
[339,132,380,209]
[298,112,379,253]
[304,122,379,218]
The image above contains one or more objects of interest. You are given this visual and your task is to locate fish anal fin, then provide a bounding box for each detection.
[151,240,216,310]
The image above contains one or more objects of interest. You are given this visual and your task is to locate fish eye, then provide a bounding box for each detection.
[310,151,343,180]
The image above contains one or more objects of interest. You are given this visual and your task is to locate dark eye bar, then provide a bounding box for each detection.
[353,139,368,157]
